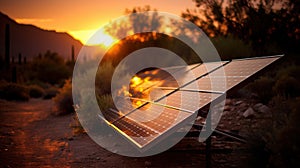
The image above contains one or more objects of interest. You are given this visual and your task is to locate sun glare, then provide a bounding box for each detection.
[69,29,117,47]
[89,29,117,47]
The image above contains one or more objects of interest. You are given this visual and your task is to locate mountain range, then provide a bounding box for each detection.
[0,12,83,61]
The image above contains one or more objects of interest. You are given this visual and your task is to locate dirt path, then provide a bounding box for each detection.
[0,99,73,167]
[0,99,246,167]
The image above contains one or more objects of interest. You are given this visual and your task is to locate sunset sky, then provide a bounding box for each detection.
[0,0,196,44]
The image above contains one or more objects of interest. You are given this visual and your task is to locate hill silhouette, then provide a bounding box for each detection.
[0,12,82,60]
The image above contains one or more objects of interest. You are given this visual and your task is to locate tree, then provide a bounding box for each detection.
[30,50,71,84]
[182,0,300,55]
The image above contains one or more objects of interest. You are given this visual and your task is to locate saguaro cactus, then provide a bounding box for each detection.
[12,66,17,83]
[5,24,10,69]
[18,53,22,65]
[71,45,75,62]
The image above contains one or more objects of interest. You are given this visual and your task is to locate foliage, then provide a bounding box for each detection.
[246,76,275,103]
[182,0,300,56]
[53,79,74,115]
[211,36,253,59]
[70,114,85,135]
[95,61,115,95]
[271,65,300,98]
[28,85,45,98]
[104,6,201,65]
[43,86,59,99]
[96,94,114,112]
[267,97,300,167]
[0,81,29,101]
[29,50,71,85]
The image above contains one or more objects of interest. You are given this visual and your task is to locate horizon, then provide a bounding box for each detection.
[0,0,196,45]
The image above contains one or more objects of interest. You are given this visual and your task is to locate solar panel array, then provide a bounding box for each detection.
[100,55,282,149]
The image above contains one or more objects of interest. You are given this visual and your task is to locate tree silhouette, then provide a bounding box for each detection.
[182,0,300,55]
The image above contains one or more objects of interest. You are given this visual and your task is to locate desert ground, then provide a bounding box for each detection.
[0,98,256,167]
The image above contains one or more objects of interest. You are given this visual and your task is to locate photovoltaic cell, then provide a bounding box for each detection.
[112,103,193,148]
[183,76,246,92]
[155,91,222,112]
[183,56,281,92]
[207,56,279,77]
[161,61,227,88]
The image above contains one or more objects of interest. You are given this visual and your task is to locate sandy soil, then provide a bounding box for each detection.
[0,99,248,168]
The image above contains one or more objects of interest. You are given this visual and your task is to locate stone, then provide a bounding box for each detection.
[257,105,270,113]
[145,161,151,166]
[242,107,255,118]
[253,103,270,113]
[253,103,263,110]
[234,100,243,106]
[225,99,233,105]
[224,105,232,111]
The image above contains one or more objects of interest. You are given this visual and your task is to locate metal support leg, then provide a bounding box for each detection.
[205,109,212,168]
[205,135,211,168]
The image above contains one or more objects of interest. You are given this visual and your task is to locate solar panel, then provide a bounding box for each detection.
[162,61,228,88]
[182,76,245,92]
[182,56,281,92]
[110,103,194,148]
[101,55,283,150]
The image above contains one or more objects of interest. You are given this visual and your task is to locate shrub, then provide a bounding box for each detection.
[70,114,85,135]
[273,75,300,98]
[53,79,74,115]
[29,51,72,85]
[246,76,275,103]
[211,36,253,60]
[95,61,115,95]
[28,85,45,98]
[0,82,29,101]
[43,86,59,99]
[273,65,300,98]
[96,94,114,112]
[266,97,300,167]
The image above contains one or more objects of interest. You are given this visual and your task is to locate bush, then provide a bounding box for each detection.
[96,94,114,112]
[273,65,300,98]
[28,85,45,98]
[70,114,85,135]
[265,97,300,167]
[246,77,275,103]
[211,36,253,60]
[43,86,59,99]
[53,79,74,115]
[95,61,115,95]
[29,51,71,85]
[0,82,29,101]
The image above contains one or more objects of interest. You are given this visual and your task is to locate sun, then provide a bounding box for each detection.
[69,28,117,47]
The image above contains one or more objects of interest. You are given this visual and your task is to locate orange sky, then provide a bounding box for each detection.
[0,0,196,44]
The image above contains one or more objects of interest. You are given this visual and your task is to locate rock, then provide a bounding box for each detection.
[242,107,255,118]
[222,111,228,116]
[258,105,270,113]
[234,100,243,106]
[253,103,263,110]
[253,103,270,113]
[223,105,232,111]
[145,161,151,166]
[225,99,233,105]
